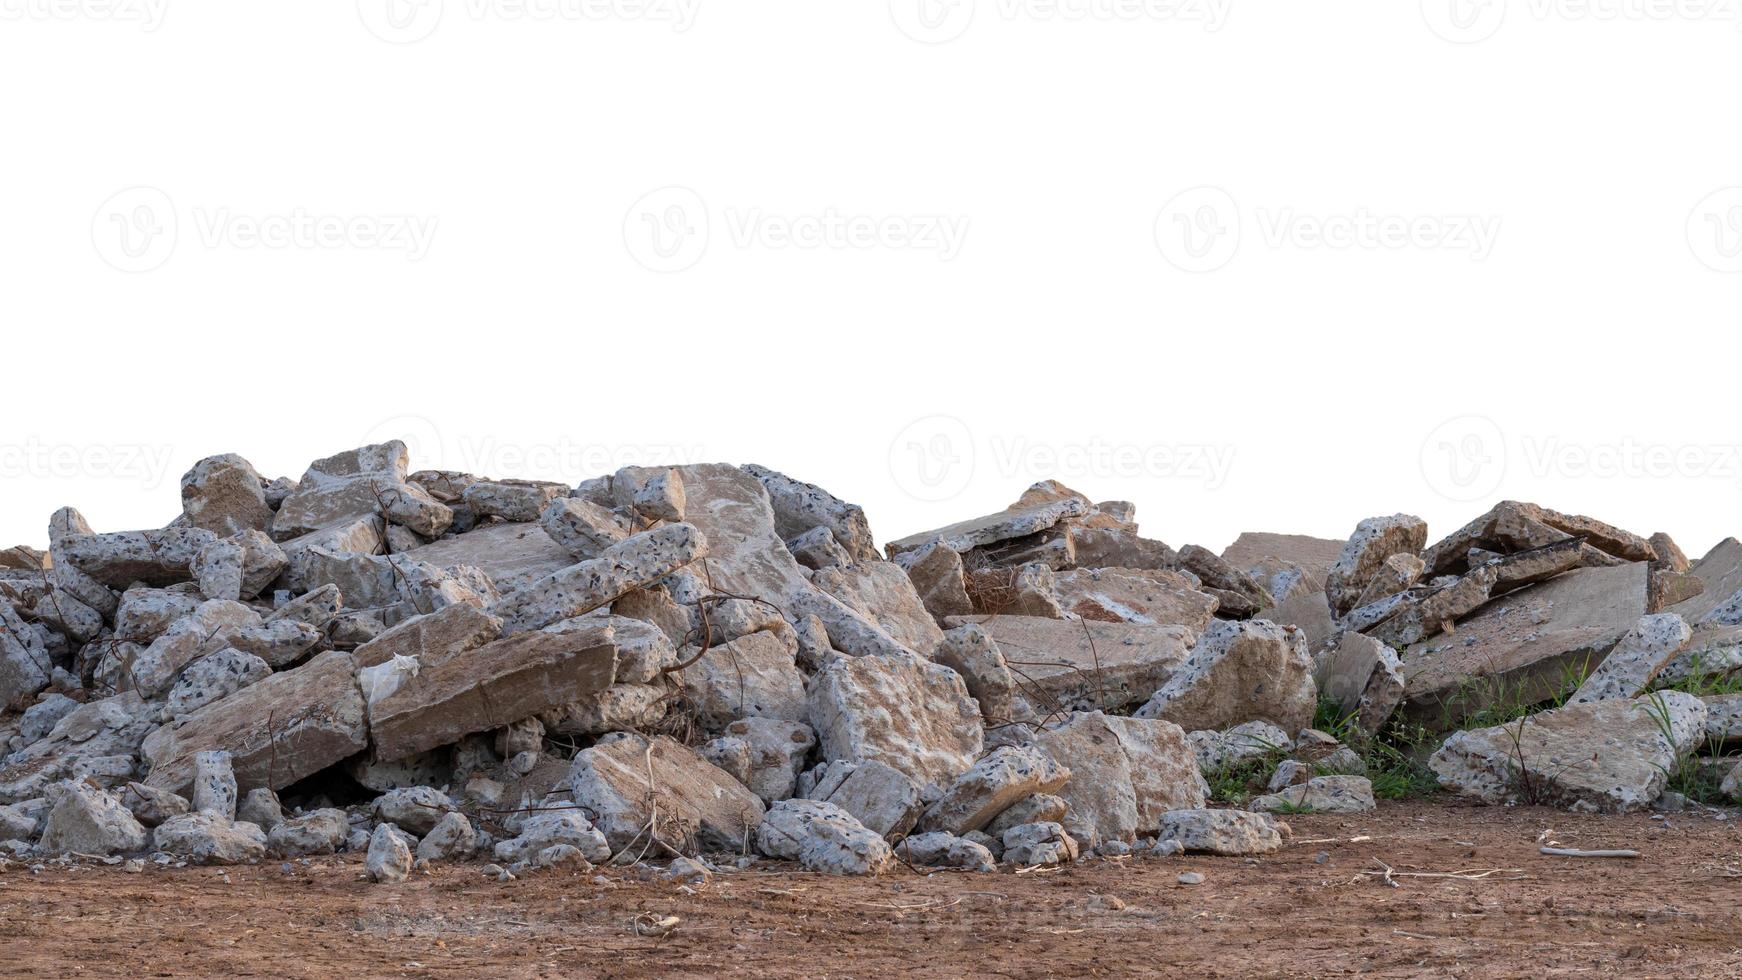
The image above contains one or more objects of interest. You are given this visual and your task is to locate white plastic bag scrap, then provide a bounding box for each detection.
[358,654,421,706]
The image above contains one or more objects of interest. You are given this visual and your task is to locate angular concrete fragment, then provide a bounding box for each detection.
[1050,567,1218,632]
[228,620,324,669]
[1031,711,1206,847]
[932,623,1021,724]
[0,601,51,711]
[916,745,1070,836]
[1186,720,1292,772]
[164,649,272,720]
[948,615,1193,715]
[400,522,573,598]
[270,441,452,541]
[1325,515,1428,616]
[811,560,944,657]
[671,464,814,615]
[153,812,267,865]
[366,823,412,883]
[742,465,875,563]
[1156,809,1283,855]
[1221,532,1346,596]
[1402,562,1648,728]
[1568,613,1692,704]
[897,831,996,872]
[1368,563,1498,647]
[964,562,1065,618]
[366,623,618,762]
[801,759,926,840]
[1178,544,1272,618]
[268,808,348,857]
[1136,620,1317,735]
[566,733,765,853]
[1000,820,1079,867]
[1429,692,1706,812]
[894,540,973,621]
[40,781,148,856]
[756,799,893,875]
[232,530,289,599]
[677,628,807,728]
[1353,553,1424,608]
[371,786,452,836]
[984,793,1067,838]
[61,527,218,590]
[540,682,668,736]
[1314,632,1405,734]
[142,651,368,796]
[415,811,476,861]
[1249,775,1375,813]
[539,497,633,562]
[1489,537,1592,594]
[353,602,503,669]
[0,693,157,803]
[807,652,983,798]
[886,486,1088,558]
[180,454,271,535]
[462,479,568,523]
[785,526,852,571]
[491,522,706,633]
[716,717,815,802]
[131,599,263,697]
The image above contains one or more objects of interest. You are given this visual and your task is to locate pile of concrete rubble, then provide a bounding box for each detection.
[2,442,1739,880]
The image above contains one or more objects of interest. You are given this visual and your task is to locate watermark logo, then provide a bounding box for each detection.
[889,0,975,42]
[1154,186,1240,272]
[623,186,709,273]
[0,0,168,29]
[359,0,700,42]
[889,415,976,502]
[889,417,1236,502]
[1154,185,1501,271]
[623,186,969,272]
[92,186,177,273]
[1421,415,1507,502]
[357,0,443,43]
[0,439,177,489]
[1688,187,1742,273]
[92,187,438,271]
[890,0,1228,42]
[1421,0,1505,42]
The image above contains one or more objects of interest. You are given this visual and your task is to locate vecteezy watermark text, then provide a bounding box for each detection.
[624,186,969,272]
[0,0,167,29]
[358,0,700,43]
[0,440,177,489]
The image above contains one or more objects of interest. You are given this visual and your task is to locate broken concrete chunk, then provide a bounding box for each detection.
[984,793,1068,838]
[916,745,1070,836]
[40,781,148,856]
[1156,809,1284,855]
[142,651,368,796]
[1031,711,1206,847]
[1368,563,1498,648]
[812,560,945,657]
[164,650,272,720]
[180,454,271,535]
[153,811,267,865]
[268,808,348,857]
[718,717,815,802]
[807,651,982,798]
[896,831,996,872]
[1568,613,1692,704]
[756,799,893,875]
[886,486,1088,558]
[405,521,576,596]
[1136,619,1316,735]
[372,786,454,836]
[353,602,503,669]
[366,622,618,762]
[1249,775,1376,813]
[1353,553,1424,608]
[742,464,875,563]
[270,441,452,541]
[677,628,807,729]
[1325,515,1428,616]
[567,733,764,854]
[894,540,973,621]
[1402,562,1648,729]
[786,525,852,571]
[801,759,926,840]
[948,615,1194,716]
[964,562,1065,618]
[492,522,706,633]
[1050,567,1218,632]
[1178,545,1272,617]
[366,822,413,883]
[462,479,569,523]
[61,527,219,590]
[630,469,687,524]
[1429,692,1706,812]
[1000,820,1079,867]
[416,811,476,861]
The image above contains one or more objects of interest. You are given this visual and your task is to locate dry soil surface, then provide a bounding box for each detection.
[4,800,1742,978]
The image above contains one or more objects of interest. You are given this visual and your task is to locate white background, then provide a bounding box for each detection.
[3,0,1740,560]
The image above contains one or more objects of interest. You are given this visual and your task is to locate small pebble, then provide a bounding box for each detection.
[1177,872,1204,885]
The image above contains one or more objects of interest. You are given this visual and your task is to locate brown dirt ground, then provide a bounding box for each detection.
[4,799,1742,979]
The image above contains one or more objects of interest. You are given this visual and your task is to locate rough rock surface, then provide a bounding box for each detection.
[807,652,982,798]
[1157,809,1285,855]
[566,733,765,853]
[1430,692,1706,812]
[916,746,1070,836]
[1031,711,1206,847]
[1249,775,1376,813]
[756,799,894,875]
[1136,620,1316,735]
